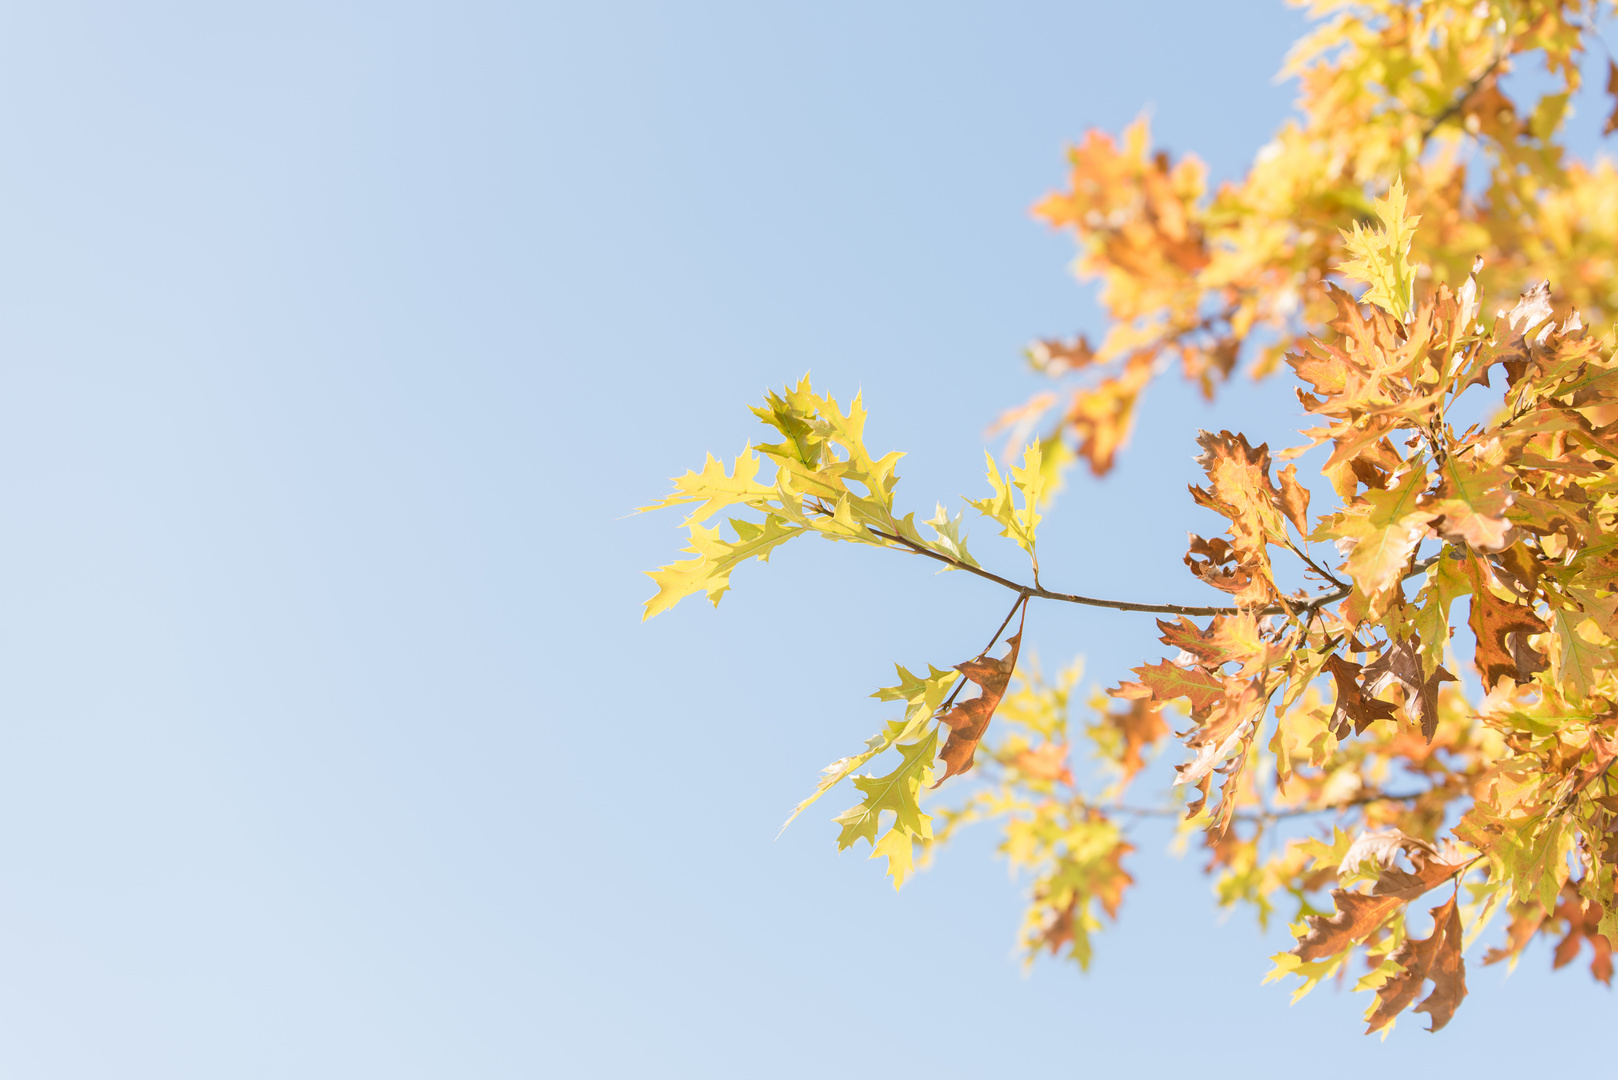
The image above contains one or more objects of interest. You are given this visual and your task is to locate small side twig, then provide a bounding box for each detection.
[1420,49,1509,144]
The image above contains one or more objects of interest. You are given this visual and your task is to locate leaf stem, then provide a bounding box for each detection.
[937,592,1030,714]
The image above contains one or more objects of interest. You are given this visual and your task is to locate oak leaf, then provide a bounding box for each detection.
[1025,334,1098,374]
[1337,177,1420,321]
[1338,828,1420,878]
[1372,856,1468,903]
[1013,741,1073,785]
[639,445,774,524]
[935,633,1022,785]
[1175,676,1263,787]
[1468,588,1550,690]
[1482,902,1546,970]
[969,446,1044,561]
[1361,634,1457,739]
[643,513,805,619]
[1327,465,1436,618]
[833,727,939,888]
[1364,896,1467,1034]
[1550,888,1614,986]
[1089,698,1168,784]
[1189,430,1285,607]
[1128,659,1226,713]
[1155,613,1270,673]
[1292,889,1404,962]
[1323,653,1397,738]
[1433,456,1512,553]
[1276,463,1311,535]
[1058,353,1154,475]
[1553,609,1615,699]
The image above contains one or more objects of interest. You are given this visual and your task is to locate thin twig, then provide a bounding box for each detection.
[937,592,1029,714]
[1287,538,1348,590]
[1104,788,1429,823]
[1420,48,1509,144]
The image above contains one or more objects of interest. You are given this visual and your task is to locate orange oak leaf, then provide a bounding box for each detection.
[1551,888,1614,985]
[1188,430,1285,607]
[1059,353,1154,474]
[1292,889,1405,962]
[1605,59,1618,137]
[1094,698,1169,783]
[1013,741,1074,785]
[1277,463,1311,535]
[1176,676,1262,784]
[1129,659,1226,713]
[1482,902,1546,969]
[1204,723,1256,837]
[1364,895,1467,1034]
[1156,613,1268,672]
[934,632,1022,785]
[1499,880,1618,984]
[1468,588,1550,690]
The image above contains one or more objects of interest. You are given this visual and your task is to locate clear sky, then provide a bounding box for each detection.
[0,2,1610,1077]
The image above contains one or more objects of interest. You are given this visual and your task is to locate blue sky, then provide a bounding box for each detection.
[0,2,1610,1076]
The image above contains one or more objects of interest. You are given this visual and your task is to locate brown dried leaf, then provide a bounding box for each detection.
[1323,653,1398,738]
[1361,634,1458,739]
[1468,588,1550,691]
[1184,533,1251,595]
[1205,724,1256,838]
[1292,889,1404,962]
[1372,856,1468,903]
[1025,334,1098,374]
[1551,884,1614,985]
[935,632,1022,785]
[1277,463,1311,534]
[1482,902,1547,968]
[1365,895,1467,1034]
[1604,60,1618,137]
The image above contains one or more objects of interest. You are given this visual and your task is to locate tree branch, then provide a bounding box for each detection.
[1104,788,1429,823]
[863,522,1441,619]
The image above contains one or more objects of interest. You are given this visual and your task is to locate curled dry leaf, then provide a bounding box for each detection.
[935,632,1022,786]
[1276,463,1311,535]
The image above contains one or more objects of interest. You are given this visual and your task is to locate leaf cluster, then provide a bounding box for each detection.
[638,0,1618,1036]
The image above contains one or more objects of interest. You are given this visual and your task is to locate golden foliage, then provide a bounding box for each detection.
[642,1,1618,1034]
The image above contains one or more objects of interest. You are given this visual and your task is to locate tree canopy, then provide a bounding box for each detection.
[641,0,1618,1034]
